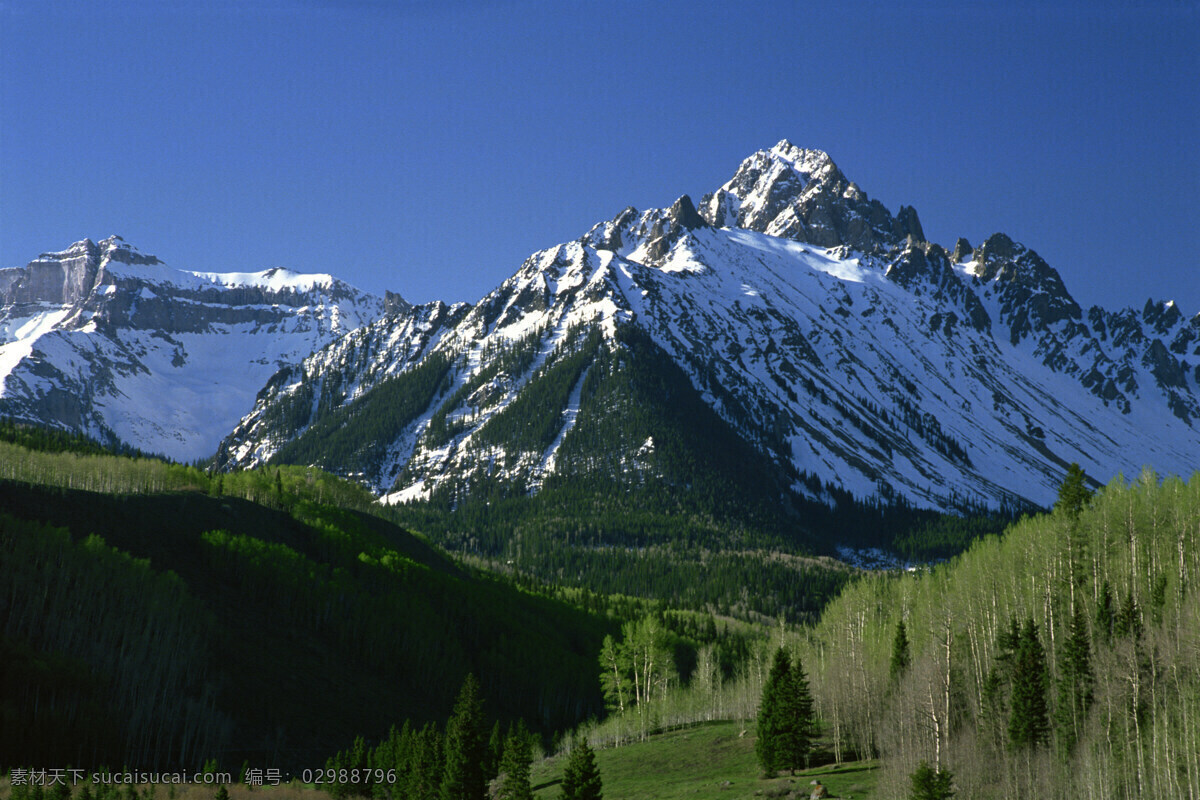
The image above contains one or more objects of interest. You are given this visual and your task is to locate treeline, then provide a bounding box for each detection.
[321,674,557,800]
[399,472,1005,623]
[0,435,376,510]
[890,509,1018,562]
[792,468,1200,799]
[0,439,204,494]
[0,417,148,458]
[400,493,851,623]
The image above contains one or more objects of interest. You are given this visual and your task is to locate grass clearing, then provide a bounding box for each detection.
[530,721,878,799]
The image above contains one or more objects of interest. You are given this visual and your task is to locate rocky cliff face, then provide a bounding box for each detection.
[0,236,160,309]
[0,236,385,460]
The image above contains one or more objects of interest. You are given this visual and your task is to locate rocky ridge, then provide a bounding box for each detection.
[216,142,1200,511]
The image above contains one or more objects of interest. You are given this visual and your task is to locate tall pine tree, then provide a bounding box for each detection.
[783,654,817,772]
[1055,463,1093,602]
[1055,604,1094,758]
[442,674,487,800]
[485,720,505,783]
[409,722,444,800]
[755,647,792,776]
[1053,463,1093,518]
[1007,618,1050,749]
[497,721,534,800]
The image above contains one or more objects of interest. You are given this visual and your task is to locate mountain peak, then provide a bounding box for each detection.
[98,235,162,267]
[666,194,708,231]
[37,236,162,269]
[700,141,900,253]
[767,140,839,180]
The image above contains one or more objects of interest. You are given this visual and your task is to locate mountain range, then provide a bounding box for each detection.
[4,142,1198,513]
[0,235,384,461]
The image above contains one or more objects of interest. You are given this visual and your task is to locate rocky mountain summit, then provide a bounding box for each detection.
[0,236,384,460]
[216,142,1200,512]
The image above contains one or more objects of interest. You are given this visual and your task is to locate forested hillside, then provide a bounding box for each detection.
[5,412,1196,800]
[794,468,1200,799]
[386,327,1017,623]
[0,426,613,771]
[531,468,1199,800]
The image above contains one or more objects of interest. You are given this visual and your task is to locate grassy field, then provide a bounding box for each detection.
[531,721,879,800]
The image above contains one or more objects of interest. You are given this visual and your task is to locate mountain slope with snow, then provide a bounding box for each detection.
[0,236,385,461]
[218,141,1200,513]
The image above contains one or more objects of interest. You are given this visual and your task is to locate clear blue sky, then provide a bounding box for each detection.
[2,0,1197,315]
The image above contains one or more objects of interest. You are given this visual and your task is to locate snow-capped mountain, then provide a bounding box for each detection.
[217,142,1200,512]
[0,236,385,461]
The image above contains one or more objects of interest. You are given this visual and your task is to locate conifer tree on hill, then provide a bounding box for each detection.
[756,646,817,775]
[784,654,817,772]
[486,720,505,783]
[1007,618,1050,750]
[890,619,911,683]
[1053,462,1093,518]
[442,674,487,800]
[756,647,792,776]
[560,739,602,800]
[1054,603,1094,758]
[1055,462,1093,607]
[909,760,955,800]
[497,721,535,800]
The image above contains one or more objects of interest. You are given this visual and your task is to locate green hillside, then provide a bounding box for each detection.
[5,414,1196,800]
[792,468,1200,799]
[0,431,611,771]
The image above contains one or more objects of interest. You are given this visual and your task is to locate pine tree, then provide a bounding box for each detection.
[783,654,817,772]
[1056,463,1092,594]
[1115,591,1142,640]
[485,720,505,783]
[755,647,791,776]
[1055,604,1094,758]
[1054,463,1092,518]
[47,780,71,800]
[1007,618,1050,749]
[908,760,955,800]
[560,740,602,800]
[890,619,911,683]
[497,722,534,800]
[442,674,487,800]
[981,616,1022,747]
[409,722,443,800]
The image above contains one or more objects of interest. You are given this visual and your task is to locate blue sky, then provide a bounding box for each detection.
[2,0,1197,315]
